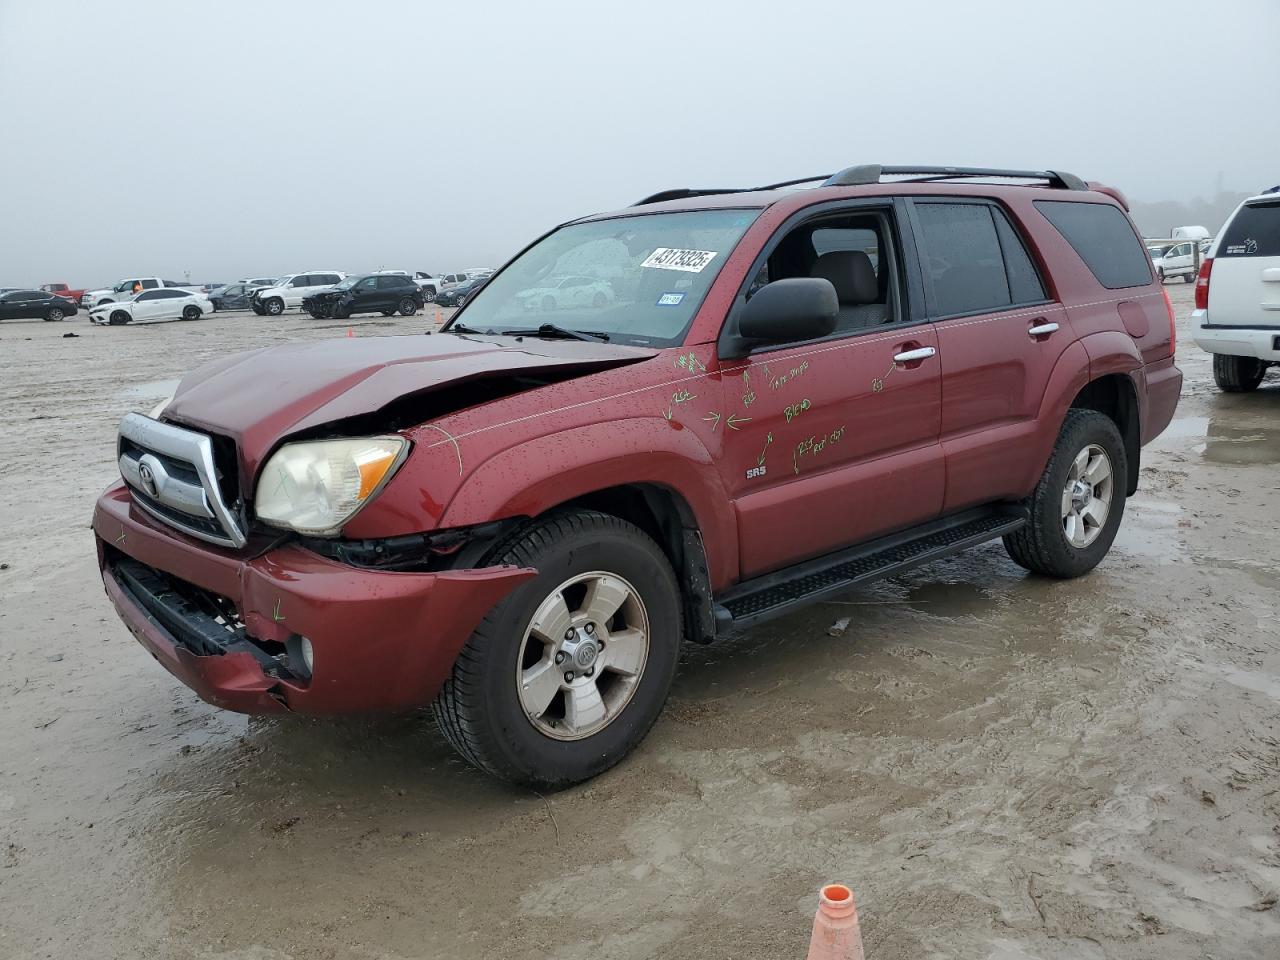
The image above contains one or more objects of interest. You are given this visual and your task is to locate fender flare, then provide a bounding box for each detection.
[438,418,739,587]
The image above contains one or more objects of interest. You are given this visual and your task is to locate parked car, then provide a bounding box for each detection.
[432,275,485,307]
[303,273,424,319]
[241,277,277,287]
[406,271,441,301]
[40,283,86,305]
[209,282,268,312]
[1192,192,1280,391]
[93,163,1180,788]
[515,275,615,311]
[83,278,196,309]
[1153,240,1199,283]
[89,288,213,325]
[0,288,78,321]
[438,271,484,291]
[249,272,345,316]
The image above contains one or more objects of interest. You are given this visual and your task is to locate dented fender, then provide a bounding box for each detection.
[437,418,740,589]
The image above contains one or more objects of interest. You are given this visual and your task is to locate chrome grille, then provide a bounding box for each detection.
[117,413,247,548]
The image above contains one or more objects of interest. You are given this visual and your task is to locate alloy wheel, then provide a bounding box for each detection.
[1061,443,1113,548]
[516,571,650,741]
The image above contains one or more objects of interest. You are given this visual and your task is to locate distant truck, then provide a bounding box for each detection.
[82,278,198,309]
[40,283,86,305]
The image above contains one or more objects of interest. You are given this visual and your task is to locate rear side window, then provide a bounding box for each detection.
[1035,200,1151,289]
[1218,201,1280,257]
[914,202,1014,316]
[141,279,160,289]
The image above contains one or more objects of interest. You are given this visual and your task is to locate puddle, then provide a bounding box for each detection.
[117,378,180,402]
[1202,422,1280,465]
[1113,498,1184,560]
[904,580,996,618]
[1157,416,1280,465]
[1186,657,1280,702]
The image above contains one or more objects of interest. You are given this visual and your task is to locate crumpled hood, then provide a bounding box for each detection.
[162,333,657,479]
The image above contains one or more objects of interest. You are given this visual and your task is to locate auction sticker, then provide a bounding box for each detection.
[656,292,685,306]
[641,248,718,273]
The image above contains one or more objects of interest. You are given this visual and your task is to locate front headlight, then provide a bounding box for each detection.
[255,436,408,536]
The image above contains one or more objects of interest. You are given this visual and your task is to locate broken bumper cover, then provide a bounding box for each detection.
[93,482,534,714]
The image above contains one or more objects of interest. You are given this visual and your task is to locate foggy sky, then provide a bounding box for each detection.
[2,0,1277,287]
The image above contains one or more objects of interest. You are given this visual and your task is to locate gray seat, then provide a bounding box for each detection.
[808,251,887,331]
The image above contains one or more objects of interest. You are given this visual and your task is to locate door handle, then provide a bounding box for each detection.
[893,346,936,363]
[1027,321,1059,338]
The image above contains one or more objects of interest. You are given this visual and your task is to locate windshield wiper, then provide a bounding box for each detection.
[501,323,609,342]
[447,321,489,335]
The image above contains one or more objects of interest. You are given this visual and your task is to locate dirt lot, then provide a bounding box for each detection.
[2,286,1279,960]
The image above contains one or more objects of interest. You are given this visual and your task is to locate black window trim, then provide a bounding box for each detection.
[905,196,1054,323]
[717,196,925,359]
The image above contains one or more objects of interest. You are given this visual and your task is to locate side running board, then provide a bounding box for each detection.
[713,506,1028,633]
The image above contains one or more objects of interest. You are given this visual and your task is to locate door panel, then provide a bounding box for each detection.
[934,304,1072,512]
[718,327,943,579]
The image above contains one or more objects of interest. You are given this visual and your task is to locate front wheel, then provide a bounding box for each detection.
[1213,354,1267,392]
[397,297,417,316]
[46,308,65,322]
[181,305,201,321]
[432,510,682,788]
[264,297,284,316]
[108,310,131,326]
[1003,409,1127,578]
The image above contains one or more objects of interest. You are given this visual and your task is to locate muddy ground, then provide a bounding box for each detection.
[2,286,1279,960]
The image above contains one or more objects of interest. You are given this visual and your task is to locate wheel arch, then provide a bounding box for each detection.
[1069,373,1141,495]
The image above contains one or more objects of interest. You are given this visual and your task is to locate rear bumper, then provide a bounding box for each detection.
[94,482,535,714]
[1191,310,1280,361]
[1141,355,1182,445]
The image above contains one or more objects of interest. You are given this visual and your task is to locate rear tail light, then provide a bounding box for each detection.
[1194,257,1213,311]
[1162,287,1177,354]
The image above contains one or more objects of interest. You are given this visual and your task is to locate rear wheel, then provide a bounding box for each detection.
[1003,409,1127,578]
[46,307,64,322]
[1213,354,1266,392]
[432,510,682,788]
[265,297,284,316]
[1157,268,1165,283]
[108,310,130,326]
[398,297,417,316]
[181,305,201,321]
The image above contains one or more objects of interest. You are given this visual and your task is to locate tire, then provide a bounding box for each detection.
[592,292,607,308]
[380,310,395,317]
[1184,272,1196,283]
[542,295,555,311]
[251,305,266,316]
[181,305,201,321]
[1003,409,1127,579]
[265,297,284,316]
[108,311,130,326]
[307,309,325,320]
[432,510,682,788]
[398,297,417,316]
[1156,268,1165,283]
[422,290,436,304]
[1212,354,1266,392]
[46,308,64,322]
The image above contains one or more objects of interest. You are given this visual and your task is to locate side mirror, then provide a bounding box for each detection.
[728,277,838,354]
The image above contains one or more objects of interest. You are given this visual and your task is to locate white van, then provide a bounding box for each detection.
[1191,194,1280,391]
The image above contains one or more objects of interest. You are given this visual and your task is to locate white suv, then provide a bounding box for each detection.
[1192,191,1280,391]
[250,271,345,316]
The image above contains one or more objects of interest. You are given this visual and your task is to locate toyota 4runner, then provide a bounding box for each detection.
[94,164,1182,787]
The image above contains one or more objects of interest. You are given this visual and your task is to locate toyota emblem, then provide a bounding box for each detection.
[138,461,159,498]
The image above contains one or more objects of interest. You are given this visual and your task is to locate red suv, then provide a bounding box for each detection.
[93,165,1182,787]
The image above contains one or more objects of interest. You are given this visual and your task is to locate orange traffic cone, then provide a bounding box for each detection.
[806,884,863,960]
[435,308,443,325]
[347,328,354,338]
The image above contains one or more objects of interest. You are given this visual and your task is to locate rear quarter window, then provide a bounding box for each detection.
[1035,200,1152,289]
[1218,201,1280,257]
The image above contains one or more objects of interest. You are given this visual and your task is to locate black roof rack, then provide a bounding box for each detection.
[822,165,1087,191]
[633,165,1087,205]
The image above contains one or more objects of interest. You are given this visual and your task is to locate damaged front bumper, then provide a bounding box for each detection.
[93,482,534,714]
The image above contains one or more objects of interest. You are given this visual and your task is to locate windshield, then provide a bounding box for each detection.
[451,209,759,345]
